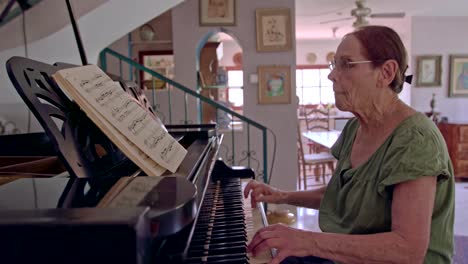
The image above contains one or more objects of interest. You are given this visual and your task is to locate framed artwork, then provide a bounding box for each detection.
[255,8,292,52]
[258,65,291,104]
[415,55,442,87]
[199,0,236,26]
[138,50,174,90]
[448,55,468,97]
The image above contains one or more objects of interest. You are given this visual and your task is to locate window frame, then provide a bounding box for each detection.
[296,64,334,109]
[225,65,243,111]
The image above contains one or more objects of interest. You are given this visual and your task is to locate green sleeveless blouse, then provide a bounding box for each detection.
[319,112,454,263]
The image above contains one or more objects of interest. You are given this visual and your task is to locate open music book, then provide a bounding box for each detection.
[52,65,187,176]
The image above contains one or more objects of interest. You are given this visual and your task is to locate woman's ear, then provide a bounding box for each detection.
[380,60,398,87]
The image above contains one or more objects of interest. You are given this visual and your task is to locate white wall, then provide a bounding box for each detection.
[219,40,241,67]
[0,0,183,132]
[296,39,340,65]
[411,16,468,122]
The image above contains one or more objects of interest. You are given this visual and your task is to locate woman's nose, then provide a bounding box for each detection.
[328,69,336,82]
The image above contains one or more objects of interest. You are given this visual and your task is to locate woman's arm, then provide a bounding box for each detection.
[244,180,326,210]
[282,187,327,209]
[248,176,437,264]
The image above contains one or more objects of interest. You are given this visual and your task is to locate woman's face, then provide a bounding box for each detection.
[328,35,380,112]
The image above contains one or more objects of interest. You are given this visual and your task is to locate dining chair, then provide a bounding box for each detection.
[297,124,335,189]
[305,108,330,154]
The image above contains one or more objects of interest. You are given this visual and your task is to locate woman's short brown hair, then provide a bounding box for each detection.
[347,25,408,93]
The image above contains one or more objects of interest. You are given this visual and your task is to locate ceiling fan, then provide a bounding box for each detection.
[320,0,405,28]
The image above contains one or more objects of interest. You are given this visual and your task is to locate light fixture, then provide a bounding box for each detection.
[139,24,155,41]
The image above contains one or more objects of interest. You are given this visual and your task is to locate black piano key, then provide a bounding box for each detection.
[189,241,246,251]
[194,223,245,231]
[190,234,246,244]
[194,222,245,231]
[198,212,244,219]
[194,228,246,237]
[195,220,246,229]
[186,255,248,264]
[201,231,246,239]
[188,244,246,255]
[209,199,243,206]
[197,214,244,221]
[196,217,244,225]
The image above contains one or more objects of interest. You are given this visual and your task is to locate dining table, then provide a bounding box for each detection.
[302,130,341,149]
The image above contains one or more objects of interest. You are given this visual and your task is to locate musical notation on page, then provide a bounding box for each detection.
[53,65,187,174]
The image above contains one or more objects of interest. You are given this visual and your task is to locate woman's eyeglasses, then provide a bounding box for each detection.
[329,59,374,71]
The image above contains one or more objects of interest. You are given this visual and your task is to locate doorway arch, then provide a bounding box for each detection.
[196,29,244,124]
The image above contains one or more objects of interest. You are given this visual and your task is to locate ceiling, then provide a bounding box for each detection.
[295,0,468,40]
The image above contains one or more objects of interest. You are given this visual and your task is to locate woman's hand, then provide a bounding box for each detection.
[248,224,314,264]
[243,180,287,208]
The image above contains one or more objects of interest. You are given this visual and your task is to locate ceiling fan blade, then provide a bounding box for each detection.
[320,16,354,25]
[370,12,405,18]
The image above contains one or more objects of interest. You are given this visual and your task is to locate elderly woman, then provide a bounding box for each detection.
[244,26,454,264]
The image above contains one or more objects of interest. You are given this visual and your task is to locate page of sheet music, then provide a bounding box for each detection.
[53,72,167,176]
[56,65,187,173]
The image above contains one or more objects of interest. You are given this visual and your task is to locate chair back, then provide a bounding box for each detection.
[305,108,330,131]
[296,124,307,177]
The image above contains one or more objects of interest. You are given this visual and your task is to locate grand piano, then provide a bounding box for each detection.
[0,57,272,263]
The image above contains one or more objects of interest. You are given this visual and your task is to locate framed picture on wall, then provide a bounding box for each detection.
[415,55,442,87]
[138,50,174,90]
[448,54,468,97]
[258,65,291,104]
[255,8,292,52]
[199,0,236,26]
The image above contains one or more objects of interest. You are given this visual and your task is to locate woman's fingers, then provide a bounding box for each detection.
[243,180,282,208]
[243,180,257,198]
[248,225,314,264]
[247,225,281,252]
[270,249,290,264]
[252,237,283,257]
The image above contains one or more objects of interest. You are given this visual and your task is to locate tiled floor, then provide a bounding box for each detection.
[290,181,468,237]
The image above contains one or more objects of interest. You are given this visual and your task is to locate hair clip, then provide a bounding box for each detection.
[405,75,413,84]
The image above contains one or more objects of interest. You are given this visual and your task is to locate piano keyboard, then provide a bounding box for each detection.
[185,178,273,264]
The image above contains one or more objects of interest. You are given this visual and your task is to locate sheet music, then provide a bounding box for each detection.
[53,65,186,174]
[53,74,166,176]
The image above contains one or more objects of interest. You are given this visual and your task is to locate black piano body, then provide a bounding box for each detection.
[0,57,257,263]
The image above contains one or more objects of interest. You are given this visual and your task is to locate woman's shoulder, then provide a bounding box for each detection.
[390,112,448,153]
[395,112,440,136]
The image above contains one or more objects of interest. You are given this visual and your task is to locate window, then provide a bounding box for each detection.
[226,67,243,110]
[296,66,334,106]
[223,66,334,110]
